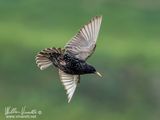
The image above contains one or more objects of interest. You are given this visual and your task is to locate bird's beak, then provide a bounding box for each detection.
[95,72,102,77]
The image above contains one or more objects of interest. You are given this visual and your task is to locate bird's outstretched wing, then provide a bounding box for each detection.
[59,69,79,103]
[65,16,102,61]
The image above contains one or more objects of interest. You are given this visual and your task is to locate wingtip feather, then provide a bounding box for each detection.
[59,69,79,103]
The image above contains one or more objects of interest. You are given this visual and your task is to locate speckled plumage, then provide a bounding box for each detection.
[49,52,96,75]
[36,16,102,103]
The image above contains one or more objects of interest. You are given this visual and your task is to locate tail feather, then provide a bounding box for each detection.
[35,47,64,70]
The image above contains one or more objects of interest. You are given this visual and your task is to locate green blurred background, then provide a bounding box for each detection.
[0,0,160,120]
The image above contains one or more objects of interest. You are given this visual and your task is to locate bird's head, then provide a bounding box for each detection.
[87,65,102,77]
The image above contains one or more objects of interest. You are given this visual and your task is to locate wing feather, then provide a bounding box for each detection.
[65,16,102,60]
[59,69,79,103]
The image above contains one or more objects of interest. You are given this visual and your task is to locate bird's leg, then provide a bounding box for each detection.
[78,75,80,83]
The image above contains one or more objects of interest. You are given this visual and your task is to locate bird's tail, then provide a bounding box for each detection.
[35,47,65,70]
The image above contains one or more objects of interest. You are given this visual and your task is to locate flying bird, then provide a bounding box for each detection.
[35,16,102,103]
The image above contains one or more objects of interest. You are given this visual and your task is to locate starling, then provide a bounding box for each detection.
[35,16,102,103]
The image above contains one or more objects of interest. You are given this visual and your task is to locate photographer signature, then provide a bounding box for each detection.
[5,106,42,115]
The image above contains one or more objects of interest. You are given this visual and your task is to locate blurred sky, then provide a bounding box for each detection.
[0,0,160,120]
